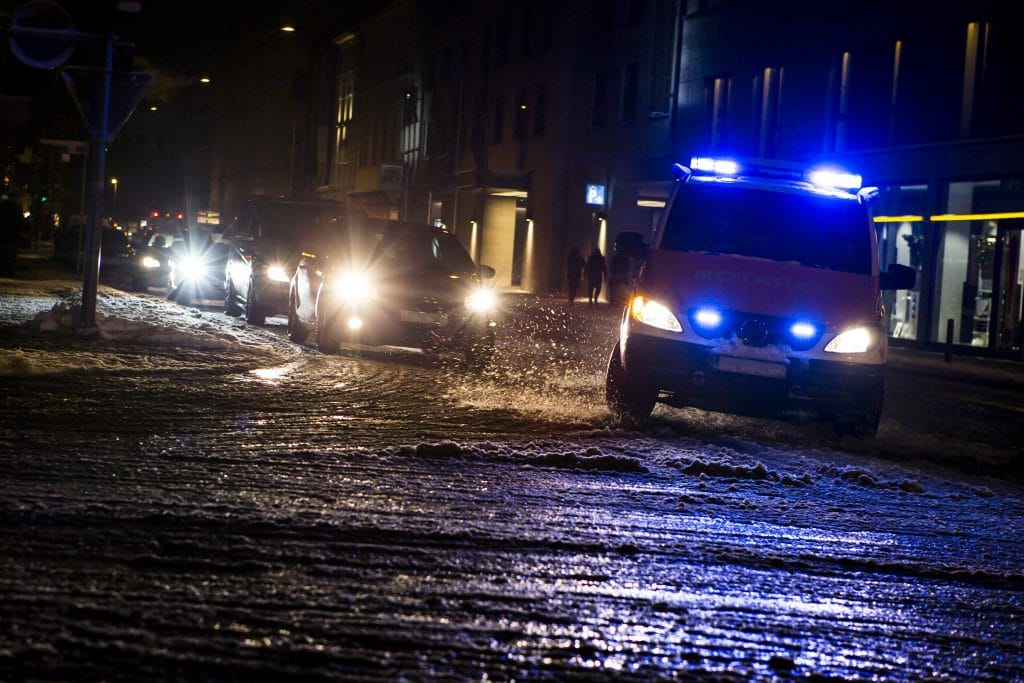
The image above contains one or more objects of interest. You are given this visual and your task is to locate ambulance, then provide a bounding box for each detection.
[606,157,916,435]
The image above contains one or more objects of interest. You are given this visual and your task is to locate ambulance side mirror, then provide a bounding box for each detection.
[880,263,916,291]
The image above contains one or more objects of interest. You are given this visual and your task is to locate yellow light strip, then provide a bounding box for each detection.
[873,211,1024,223]
[873,215,923,223]
[929,212,1024,222]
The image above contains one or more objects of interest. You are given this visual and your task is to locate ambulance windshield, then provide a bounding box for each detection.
[660,183,872,274]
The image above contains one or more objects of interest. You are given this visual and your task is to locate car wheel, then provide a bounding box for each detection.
[606,342,656,428]
[315,309,340,353]
[224,279,242,317]
[288,292,310,343]
[244,278,266,325]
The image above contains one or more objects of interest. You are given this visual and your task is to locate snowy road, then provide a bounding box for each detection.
[1,282,1023,679]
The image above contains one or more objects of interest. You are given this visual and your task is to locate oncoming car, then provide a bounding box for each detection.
[606,157,915,435]
[220,197,349,324]
[288,219,498,367]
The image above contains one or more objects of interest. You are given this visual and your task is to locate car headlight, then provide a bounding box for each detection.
[824,325,880,354]
[630,296,682,332]
[140,255,161,269]
[266,264,290,283]
[174,255,207,281]
[465,288,496,313]
[330,270,376,302]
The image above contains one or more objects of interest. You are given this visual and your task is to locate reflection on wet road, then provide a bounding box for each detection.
[1,314,1023,679]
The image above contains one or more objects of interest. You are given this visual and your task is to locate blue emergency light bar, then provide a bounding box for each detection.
[686,156,863,191]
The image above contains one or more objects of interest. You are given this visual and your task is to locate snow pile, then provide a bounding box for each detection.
[1,289,297,376]
[389,440,647,473]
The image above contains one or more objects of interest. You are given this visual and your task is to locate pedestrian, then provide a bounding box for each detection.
[584,247,607,304]
[565,245,585,305]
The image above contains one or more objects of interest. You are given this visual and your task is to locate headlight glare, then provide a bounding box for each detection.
[177,255,206,281]
[332,270,376,302]
[465,288,496,313]
[824,326,879,354]
[266,265,290,282]
[140,255,161,269]
[630,296,682,332]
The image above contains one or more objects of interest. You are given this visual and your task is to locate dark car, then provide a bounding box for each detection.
[126,229,177,292]
[288,218,498,366]
[220,197,349,324]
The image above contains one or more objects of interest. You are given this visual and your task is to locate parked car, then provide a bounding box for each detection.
[219,197,349,324]
[606,156,915,435]
[288,218,498,367]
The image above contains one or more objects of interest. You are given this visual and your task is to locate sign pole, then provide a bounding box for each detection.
[79,33,113,329]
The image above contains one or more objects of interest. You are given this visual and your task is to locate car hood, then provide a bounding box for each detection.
[641,250,880,328]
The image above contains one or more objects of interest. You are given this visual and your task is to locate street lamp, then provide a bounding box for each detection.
[110,177,118,200]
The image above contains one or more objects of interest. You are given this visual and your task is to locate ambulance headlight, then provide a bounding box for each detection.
[631,296,682,333]
[824,325,880,354]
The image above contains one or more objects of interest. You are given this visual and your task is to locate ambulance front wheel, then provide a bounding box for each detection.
[606,343,656,428]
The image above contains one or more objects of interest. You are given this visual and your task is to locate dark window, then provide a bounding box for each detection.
[622,62,639,123]
[403,88,418,126]
[533,85,547,136]
[538,3,552,53]
[660,183,872,274]
[291,67,306,100]
[592,71,609,127]
[513,89,528,140]
[628,0,644,25]
[492,96,504,144]
[521,8,533,57]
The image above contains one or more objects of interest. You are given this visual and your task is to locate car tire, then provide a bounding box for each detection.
[606,342,656,428]
[224,279,242,317]
[288,292,310,343]
[315,309,341,353]
[244,277,266,325]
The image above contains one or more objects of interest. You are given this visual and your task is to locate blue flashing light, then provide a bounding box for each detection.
[790,321,817,340]
[807,167,862,191]
[693,306,723,329]
[690,157,740,176]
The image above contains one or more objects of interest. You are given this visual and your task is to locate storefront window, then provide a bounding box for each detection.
[935,180,1024,350]
[876,185,927,340]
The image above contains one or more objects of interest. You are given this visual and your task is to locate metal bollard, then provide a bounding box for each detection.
[945,318,954,364]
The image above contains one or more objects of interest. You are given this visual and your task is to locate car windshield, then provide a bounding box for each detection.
[262,203,344,245]
[376,231,477,276]
[660,183,872,274]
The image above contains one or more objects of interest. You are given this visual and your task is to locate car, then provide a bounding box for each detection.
[606,156,916,435]
[219,197,350,324]
[125,228,177,292]
[166,229,229,306]
[288,218,498,366]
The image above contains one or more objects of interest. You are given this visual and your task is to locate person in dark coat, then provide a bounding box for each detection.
[584,247,607,304]
[565,245,585,305]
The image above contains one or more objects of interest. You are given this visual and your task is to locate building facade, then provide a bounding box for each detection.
[213,0,1024,358]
